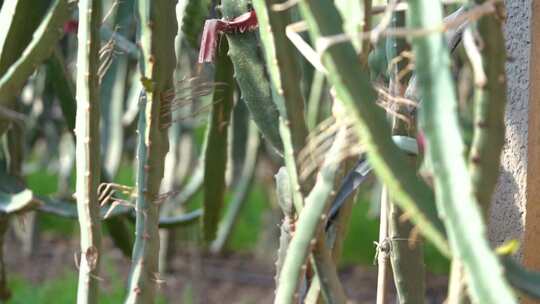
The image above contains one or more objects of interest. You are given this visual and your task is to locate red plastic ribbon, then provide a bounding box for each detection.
[198,10,258,63]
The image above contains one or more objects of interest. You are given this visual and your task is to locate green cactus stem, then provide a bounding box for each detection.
[386,8,425,304]
[222,0,283,153]
[252,0,308,151]
[100,0,134,179]
[202,38,234,242]
[296,0,449,255]
[305,158,358,304]
[74,0,102,302]
[0,0,52,77]
[100,27,139,59]
[407,1,516,303]
[447,259,469,304]
[45,49,76,135]
[182,0,212,48]
[251,0,309,226]
[36,196,201,228]
[306,71,326,131]
[273,167,294,287]
[448,3,508,302]
[274,119,348,304]
[125,0,177,302]
[468,0,507,214]
[0,0,72,107]
[172,162,203,206]
[359,0,372,67]
[210,120,259,253]
[46,48,135,259]
[389,203,426,304]
[0,156,42,301]
[308,237,347,304]
[252,0,310,221]
[0,0,68,135]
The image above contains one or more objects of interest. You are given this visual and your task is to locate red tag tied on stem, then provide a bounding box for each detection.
[198,10,258,63]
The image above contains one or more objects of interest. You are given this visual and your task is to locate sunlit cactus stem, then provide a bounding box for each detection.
[468,0,507,215]
[448,2,508,302]
[296,0,449,255]
[74,0,102,303]
[407,0,516,303]
[125,0,177,303]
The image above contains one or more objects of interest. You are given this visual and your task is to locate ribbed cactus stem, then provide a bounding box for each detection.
[274,113,348,304]
[297,0,449,255]
[306,71,325,130]
[0,0,50,73]
[389,203,426,304]
[0,0,71,107]
[126,0,177,302]
[222,0,283,153]
[75,0,102,303]
[309,237,347,304]
[468,0,507,215]
[252,0,309,214]
[407,1,516,303]
[274,167,294,287]
[210,121,259,253]
[100,0,133,179]
[202,38,234,242]
[448,3,507,302]
[252,0,308,150]
[447,259,469,304]
[305,158,358,304]
[386,8,425,304]
[181,0,212,48]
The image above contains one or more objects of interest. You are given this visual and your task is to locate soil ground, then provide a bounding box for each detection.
[4,234,447,303]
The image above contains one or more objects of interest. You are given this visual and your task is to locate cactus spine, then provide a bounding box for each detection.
[74,0,102,302]
[125,0,177,302]
[407,1,516,303]
[296,0,449,255]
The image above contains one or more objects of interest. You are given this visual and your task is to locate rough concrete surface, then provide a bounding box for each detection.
[489,0,530,249]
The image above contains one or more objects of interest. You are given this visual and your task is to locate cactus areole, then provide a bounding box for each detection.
[198,10,258,63]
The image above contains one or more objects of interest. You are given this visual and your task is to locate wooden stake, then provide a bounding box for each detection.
[524,1,540,304]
